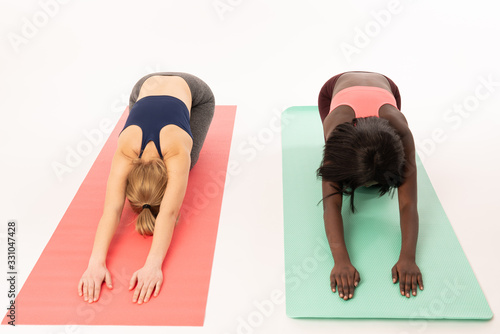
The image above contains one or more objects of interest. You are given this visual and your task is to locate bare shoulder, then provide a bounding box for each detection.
[111,140,136,171]
[163,145,191,173]
[323,106,355,139]
[379,105,411,137]
[160,126,193,159]
[117,127,141,159]
[379,105,416,172]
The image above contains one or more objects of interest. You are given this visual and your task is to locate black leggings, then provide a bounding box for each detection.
[129,72,215,169]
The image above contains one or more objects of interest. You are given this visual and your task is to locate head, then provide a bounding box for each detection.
[317,117,405,212]
[125,158,168,236]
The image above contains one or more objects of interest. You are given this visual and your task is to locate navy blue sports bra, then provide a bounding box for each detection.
[120,95,193,159]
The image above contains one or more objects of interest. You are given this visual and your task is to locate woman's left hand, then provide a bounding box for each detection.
[129,265,163,304]
[391,258,423,298]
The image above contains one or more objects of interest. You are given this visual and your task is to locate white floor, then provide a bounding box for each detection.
[1,0,499,333]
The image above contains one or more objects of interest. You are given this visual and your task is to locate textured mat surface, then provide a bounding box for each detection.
[282,106,492,320]
[2,106,236,326]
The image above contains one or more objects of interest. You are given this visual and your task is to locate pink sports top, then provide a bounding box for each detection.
[329,86,398,118]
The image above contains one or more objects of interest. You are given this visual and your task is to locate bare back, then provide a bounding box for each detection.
[136,76,193,112]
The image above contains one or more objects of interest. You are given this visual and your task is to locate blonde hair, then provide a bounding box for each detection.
[125,158,168,236]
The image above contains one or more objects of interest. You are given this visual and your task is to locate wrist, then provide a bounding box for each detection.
[398,252,415,262]
[88,256,106,267]
[144,256,163,268]
[332,253,351,265]
[329,244,351,265]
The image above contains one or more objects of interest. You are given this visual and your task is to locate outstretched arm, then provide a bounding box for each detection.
[322,181,360,300]
[78,148,133,303]
[392,128,424,297]
[129,149,191,304]
[382,108,424,297]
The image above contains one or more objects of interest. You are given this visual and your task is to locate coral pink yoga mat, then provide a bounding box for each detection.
[2,105,236,326]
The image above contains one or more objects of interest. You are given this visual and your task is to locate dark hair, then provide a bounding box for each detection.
[317,117,405,212]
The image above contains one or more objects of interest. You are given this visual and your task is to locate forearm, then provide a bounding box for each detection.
[89,211,121,265]
[398,204,419,261]
[324,209,351,264]
[144,211,176,267]
[322,180,351,264]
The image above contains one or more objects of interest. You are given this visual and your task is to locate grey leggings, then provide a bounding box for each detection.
[129,72,215,169]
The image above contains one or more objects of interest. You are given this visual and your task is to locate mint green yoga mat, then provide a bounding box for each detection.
[282,106,492,320]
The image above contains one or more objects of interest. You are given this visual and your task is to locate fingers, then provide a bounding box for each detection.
[82,280,89,302]
[143,284,156,303]
[154,281,162,297]
[397,271,423,298]
[87,281,95,304]
[393,263,423,298]
[129,272,138,290]
[331,268,358,300]
[93,280,101,302]
[330,276,337,293]
[348,275,354,299]
[336,276,343,298]
[404,274,411,298]
[105,270,113,289]
[78,279,83,297]
[334,276,341,296]
[417,273,424,290]
[138,283,148,304]
[411,274,417,296]
[130,269,163,304]
[341,274,348,300]
[82,281,87,301]
[399,272,405,296]
[133,281,157,304]
[131,271,141,303]
[132,282,143,303]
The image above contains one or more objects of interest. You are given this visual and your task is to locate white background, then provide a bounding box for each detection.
[0,0,499,333]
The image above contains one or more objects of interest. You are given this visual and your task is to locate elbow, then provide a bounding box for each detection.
[323,202,342,222]
[399,202,419,221]
[102,205,123,221]
[157,207,180,224]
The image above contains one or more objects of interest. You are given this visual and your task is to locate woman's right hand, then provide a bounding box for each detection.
[78,263,113,303]
[330,262,360,300]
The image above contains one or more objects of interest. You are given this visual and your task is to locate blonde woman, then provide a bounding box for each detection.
[78,72,215,304]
